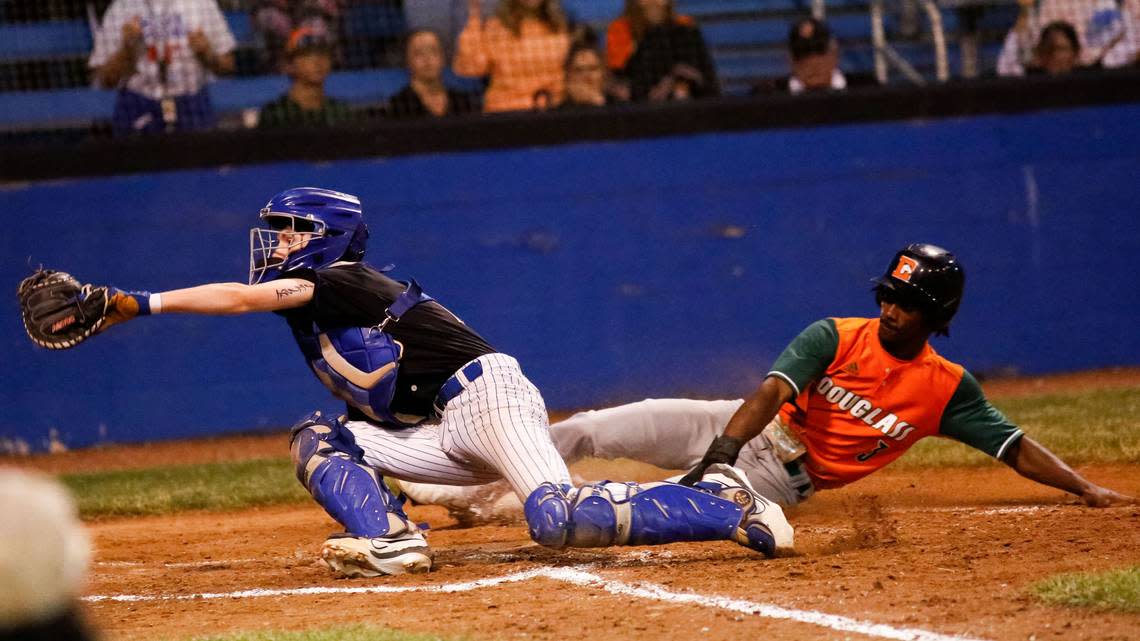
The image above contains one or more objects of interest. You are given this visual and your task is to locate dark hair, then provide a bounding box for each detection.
[403,28,444,63]
[621,0,676,42]
[564,42,602,73]
[496,0,567,36]
[573,24,600,50]
[1036,21,1080,56]
[788,17,832,61]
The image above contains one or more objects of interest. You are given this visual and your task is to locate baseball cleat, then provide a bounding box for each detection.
[320,525,433,578]
[698,463,795,558]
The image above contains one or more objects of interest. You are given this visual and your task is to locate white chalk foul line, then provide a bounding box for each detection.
[82,566,553,603]
[891,506,1049,516]
[83,565,988,641]
[560,569,988,641]
[97,558,266,568]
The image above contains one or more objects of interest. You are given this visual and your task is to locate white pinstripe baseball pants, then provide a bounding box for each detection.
[345,353,573,500]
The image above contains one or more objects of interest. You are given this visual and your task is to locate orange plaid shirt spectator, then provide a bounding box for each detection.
[453,0,571,113]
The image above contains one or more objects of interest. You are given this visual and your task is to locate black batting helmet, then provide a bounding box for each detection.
[872,244,965,336]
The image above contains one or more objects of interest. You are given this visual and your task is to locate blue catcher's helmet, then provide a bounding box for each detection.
[249,187,370,284]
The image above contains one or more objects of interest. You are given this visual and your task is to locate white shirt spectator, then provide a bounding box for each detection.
[789,69,848,94]
[998,0,1140,75]
[89,0,236,100]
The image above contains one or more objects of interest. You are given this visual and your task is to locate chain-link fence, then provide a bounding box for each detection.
[1,0,1137,146]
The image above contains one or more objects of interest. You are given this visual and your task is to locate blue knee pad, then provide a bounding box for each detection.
[523,481,744,549]
[289,411,408,538]
[524,483,573,547]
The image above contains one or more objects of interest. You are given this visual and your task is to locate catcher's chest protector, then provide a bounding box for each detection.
[291,281,430,427]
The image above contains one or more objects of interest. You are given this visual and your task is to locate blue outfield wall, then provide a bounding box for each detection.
[3,102,1140,451]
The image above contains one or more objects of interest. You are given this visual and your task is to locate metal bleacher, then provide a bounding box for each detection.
[666,0,1017,91]
[564,0,1016,93]
[0,0,1020,138]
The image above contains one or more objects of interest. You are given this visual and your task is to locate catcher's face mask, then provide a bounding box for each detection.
[249,212,325,284]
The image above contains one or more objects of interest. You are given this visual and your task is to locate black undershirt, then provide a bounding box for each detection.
[278,263,495,419]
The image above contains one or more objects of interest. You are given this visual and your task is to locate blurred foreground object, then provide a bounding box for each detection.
[0,468,95,641]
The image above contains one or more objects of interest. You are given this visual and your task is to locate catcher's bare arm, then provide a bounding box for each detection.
[18,268,315,350]
[157,279,313,314]
[1001,436,1137,507]
[98,278,314,330]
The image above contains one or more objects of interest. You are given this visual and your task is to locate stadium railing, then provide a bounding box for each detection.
[0,0,1118,147]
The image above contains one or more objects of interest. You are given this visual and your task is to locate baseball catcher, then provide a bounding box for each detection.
[19,187,795,578]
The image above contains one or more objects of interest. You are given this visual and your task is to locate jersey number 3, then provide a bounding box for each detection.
[856,439,889,462]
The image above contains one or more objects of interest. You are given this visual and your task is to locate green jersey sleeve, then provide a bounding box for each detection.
[938,370,1024,459]
[766,319,839,396]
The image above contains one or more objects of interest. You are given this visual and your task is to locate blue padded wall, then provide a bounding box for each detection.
[3,102,1139,450]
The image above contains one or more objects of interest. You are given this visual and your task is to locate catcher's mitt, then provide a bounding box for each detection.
[17,269,111,350]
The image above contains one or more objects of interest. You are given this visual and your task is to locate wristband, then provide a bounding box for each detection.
[678,435,746,486]
[701,435,745,467]
[134,292,151,316]
[110,287,155,316]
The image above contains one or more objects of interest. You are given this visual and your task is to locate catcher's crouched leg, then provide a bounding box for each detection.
[289,411,432,577]
[524,465,793,557]
[696,464,795,557]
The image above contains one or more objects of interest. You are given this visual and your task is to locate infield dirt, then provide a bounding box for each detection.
[7,369,1140,641]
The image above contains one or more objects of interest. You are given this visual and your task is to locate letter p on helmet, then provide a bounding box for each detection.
[892,256,918,282]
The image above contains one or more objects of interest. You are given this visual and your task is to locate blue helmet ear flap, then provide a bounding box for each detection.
[344,223,369,262]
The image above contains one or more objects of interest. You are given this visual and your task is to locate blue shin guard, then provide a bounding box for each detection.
[524,481,743,549]
[289,411,410,538]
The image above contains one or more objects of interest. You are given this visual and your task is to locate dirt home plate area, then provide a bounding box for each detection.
[19,371,1140,641]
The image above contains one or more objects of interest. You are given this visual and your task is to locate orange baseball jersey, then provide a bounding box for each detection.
[769,318,1023,489]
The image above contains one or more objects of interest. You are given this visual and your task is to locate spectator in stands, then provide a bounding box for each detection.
[89,0,236,134]
[253,0,343,72]
[753,18,873,96]
[605,0,692,71]
[0,469,95,641]
[258,27,352,128]
[609,0,719,102]
[453,0,572,112]
[1035,21,1086,73]
[388,29,479,118]
[998,0,1140,75]
[999,20,1090,75]
[558,42,623,109]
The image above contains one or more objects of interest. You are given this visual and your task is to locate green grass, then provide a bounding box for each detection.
[60,386,1140,516]
[169,625,460,641]
[1032,566,1140,613]
[61,458,307,518]
[895,386,1140,467]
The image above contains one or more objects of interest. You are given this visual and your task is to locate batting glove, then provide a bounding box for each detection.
[678,435,745,486]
